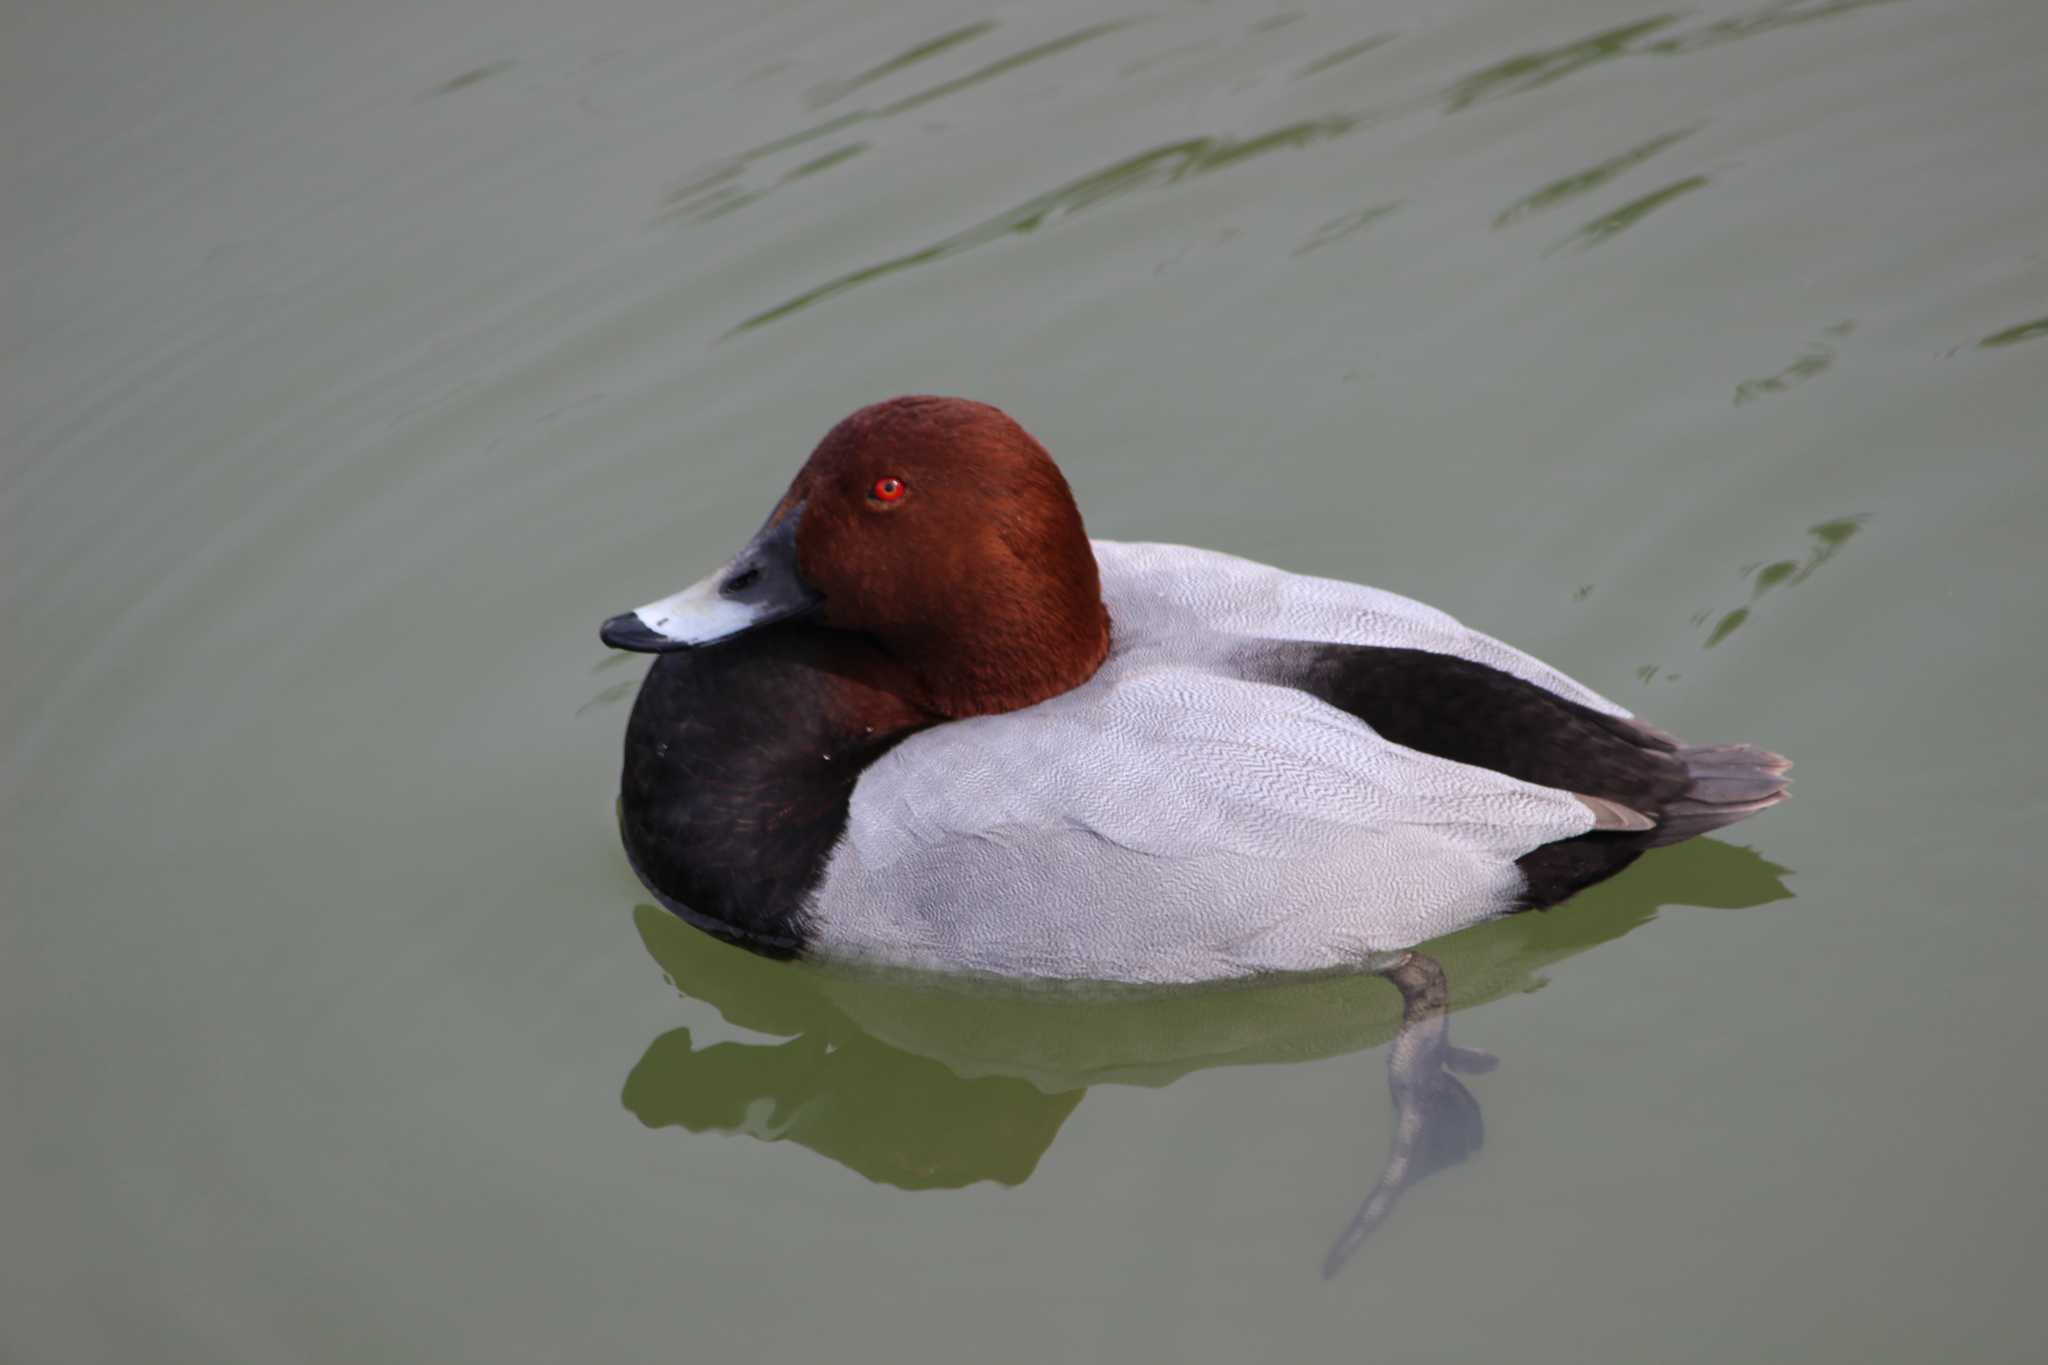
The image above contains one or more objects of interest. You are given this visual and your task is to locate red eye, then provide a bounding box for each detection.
[870,476,907,503]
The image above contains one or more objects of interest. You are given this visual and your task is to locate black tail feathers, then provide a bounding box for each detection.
[1645,743,1792,846]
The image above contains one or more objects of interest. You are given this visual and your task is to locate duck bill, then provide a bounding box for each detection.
[600,503,819,653]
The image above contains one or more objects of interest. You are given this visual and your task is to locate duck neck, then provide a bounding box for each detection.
[881,590,1112,720]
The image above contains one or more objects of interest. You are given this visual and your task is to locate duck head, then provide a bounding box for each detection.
[602,396,1112,719]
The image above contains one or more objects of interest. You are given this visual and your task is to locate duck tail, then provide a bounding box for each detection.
[1646,744,1792,847]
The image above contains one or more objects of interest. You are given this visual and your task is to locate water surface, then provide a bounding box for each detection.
[6,1,2046,1361]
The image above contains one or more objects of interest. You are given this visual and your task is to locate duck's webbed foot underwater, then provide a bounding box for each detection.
[1323,950,1494,1278]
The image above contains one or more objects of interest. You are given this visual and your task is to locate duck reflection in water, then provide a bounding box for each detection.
[623,837,1789,1273]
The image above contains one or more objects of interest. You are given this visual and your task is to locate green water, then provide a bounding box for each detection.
[6,1,2045,1360]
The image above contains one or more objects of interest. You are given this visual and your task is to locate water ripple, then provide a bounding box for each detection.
[728,115,1363,335]
[666,142,870,225]
[1443,0,1906,112]
[1493,128,1699,229]
[1442,16,1681,113]
[1978,316,2048,350]
[1703,515,1866,648]
[804,21,999,110]
[662,22,1133,223]
[1551,175,1711,252]
[716,0,1912,329]
[1294,34,1398,81]
[1639,0,1906,57]
[1292,202,1400,257]
[1735,321,1854,405]
[419,59,516,101]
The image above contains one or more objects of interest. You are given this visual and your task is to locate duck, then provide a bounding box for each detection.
[600,396,1789,984]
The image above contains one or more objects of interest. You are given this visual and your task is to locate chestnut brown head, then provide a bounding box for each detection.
[601,397,1111,719]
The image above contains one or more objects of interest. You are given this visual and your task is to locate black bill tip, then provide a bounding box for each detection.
[600,612,684,653]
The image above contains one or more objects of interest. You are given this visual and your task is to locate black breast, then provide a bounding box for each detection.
[616,629,922,957]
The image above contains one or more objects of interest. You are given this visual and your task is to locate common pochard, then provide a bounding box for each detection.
[601,397,1788,983]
